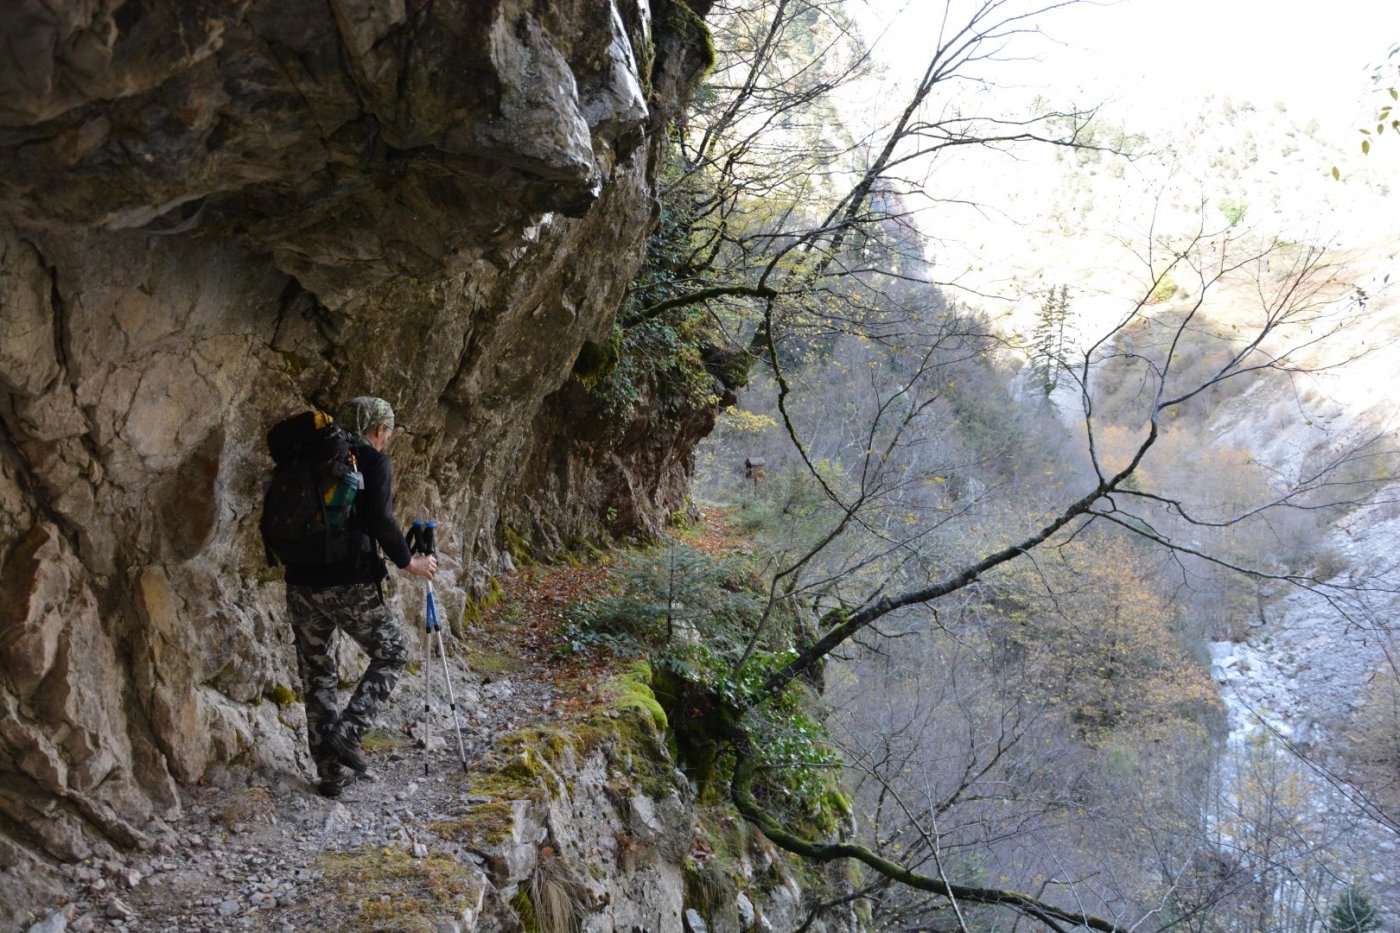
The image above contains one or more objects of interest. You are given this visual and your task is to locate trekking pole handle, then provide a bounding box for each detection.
[408,519,437,557]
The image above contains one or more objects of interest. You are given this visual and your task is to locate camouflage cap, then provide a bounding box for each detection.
[337,397,395,440]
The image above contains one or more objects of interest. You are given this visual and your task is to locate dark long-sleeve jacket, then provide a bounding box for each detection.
[284,442,412,588]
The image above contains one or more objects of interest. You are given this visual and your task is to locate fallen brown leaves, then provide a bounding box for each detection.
[465,507,743,702]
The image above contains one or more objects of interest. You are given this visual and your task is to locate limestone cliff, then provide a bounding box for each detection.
[0,0,720,908]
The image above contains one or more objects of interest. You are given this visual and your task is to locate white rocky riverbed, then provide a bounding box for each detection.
[1207,500,1400,927]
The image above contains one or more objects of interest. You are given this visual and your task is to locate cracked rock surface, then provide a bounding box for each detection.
[0,0,720,919]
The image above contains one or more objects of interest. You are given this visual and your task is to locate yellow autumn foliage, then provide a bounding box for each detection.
[990,532,1223,741]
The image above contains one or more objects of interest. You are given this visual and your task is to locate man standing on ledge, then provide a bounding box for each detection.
[284,396,437,797]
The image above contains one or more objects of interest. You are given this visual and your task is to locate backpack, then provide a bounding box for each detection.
[259,410,364,567]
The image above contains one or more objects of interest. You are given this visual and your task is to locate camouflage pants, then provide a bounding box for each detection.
[287,582,408,780]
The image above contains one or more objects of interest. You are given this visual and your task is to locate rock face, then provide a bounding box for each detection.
[453,687,856,933]
[0,0,718,912]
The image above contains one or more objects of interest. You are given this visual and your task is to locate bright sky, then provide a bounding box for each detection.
[1045,0,1396,129]
[854,0,1399,131]
[839,0,1400,340]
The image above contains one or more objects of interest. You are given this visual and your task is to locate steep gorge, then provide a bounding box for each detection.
[0,0,724,908]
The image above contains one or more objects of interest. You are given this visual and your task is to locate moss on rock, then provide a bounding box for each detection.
[461,577,505,630]
[431,665,683,858]
[360,727,414,754]
[431,799,518,849]
[468,649,529,677]
[265,683,296,708]
[319,846,483,931]
[667,0,716,76]
[571,333,623,389]
[613,661,669,732]
[502,526,533,566]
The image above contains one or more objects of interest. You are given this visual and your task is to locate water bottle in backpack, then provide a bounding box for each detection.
[323,456,363,529]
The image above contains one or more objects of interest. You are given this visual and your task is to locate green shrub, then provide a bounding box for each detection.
[560,538,842,823]
[1328,884,1382,933]
[560,540,763,658]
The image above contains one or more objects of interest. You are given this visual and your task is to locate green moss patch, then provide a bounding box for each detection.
[468,649,529,677]
[612,661,669,732]
[431,799,518,849]
[461,577,505,630]
[319,846,483,931]
[265,683,297,708]
[502,526,533,566]
[431,666,682,855]
[571,334,623,388]
[361,727,415,754]
[667,0,716,75]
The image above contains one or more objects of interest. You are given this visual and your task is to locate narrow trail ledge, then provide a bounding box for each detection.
[20,548,852,932]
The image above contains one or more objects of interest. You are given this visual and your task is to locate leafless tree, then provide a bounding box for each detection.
[632,2,1399,929]
[702,223,1398,931]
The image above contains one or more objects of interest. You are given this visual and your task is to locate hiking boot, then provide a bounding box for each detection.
[327,729,370,775]
[316,757,350,798]
[317,776,347,799]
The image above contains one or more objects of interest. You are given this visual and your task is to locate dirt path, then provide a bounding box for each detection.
[23,558,626,933]
[23,513,743,933]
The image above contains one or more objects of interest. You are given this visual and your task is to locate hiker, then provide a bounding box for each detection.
[282,396,437,797]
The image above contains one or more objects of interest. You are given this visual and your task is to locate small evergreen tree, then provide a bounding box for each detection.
[1327,884,1382,933]
[569,540,763,655]
[1031,283,1072,397]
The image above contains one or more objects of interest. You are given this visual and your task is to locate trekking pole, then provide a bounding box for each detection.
[410,520,470,773]
[409,521,434,777]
